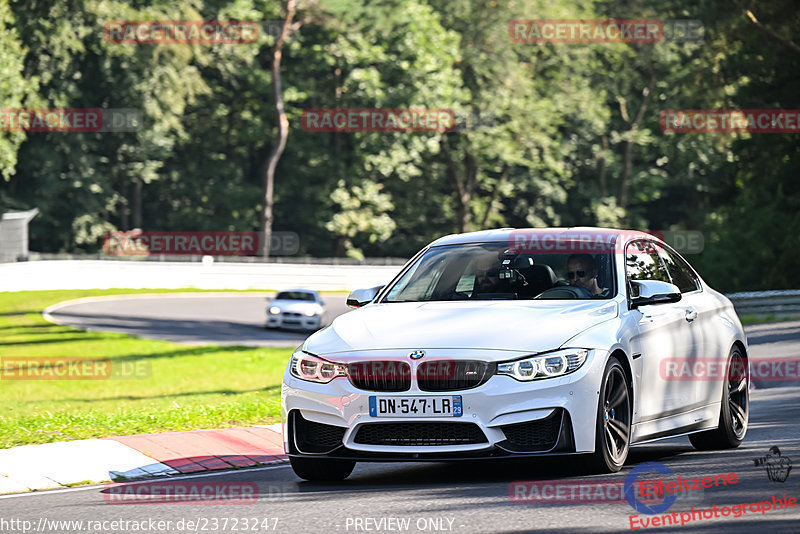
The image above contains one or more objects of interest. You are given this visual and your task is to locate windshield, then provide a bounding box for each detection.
[382,243,615,302]
[275,291,316,301]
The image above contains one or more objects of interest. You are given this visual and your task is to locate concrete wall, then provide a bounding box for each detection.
[0,259,403,292]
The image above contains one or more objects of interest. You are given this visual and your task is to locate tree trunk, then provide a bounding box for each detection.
[745,10,800,56]
[598,135,608,197]
[132,178,142,229]
[260,0,297,259]
[619,75,655,213]
[441,134,478,233]
[121,180,129,230]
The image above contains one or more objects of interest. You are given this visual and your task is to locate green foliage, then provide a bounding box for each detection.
[0,0,798,290]
[0,289,289,447]
[0,0,39,183]
[326,179,396,259]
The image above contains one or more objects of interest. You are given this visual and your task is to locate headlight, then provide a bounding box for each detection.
[303,309,317,317]
[289,350,347,383]
[269,306,281,315]
[496,348,588,381]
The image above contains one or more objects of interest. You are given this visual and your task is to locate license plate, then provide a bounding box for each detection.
[369,396,462,417]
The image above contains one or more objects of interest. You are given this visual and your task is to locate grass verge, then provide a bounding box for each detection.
[0,289,292,448]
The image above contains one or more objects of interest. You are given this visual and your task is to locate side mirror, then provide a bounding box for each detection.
[346,285,384,308]
[630,280,681,309]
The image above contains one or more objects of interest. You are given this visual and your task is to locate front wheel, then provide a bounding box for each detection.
[689,346,748,450]
[584,356,631,473]
[289,456,356,481]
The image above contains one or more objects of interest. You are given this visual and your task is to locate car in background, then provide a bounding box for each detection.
[266,289,327,331]
[281,228,749,481]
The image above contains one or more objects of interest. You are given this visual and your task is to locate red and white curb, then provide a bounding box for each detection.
[0,424,286,494]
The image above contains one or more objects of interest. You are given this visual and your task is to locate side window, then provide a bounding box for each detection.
[625,240,670,297]
[659,247,700,293]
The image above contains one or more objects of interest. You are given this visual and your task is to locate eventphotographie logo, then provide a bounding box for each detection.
[625,462,678,515]
[753,446,792,483]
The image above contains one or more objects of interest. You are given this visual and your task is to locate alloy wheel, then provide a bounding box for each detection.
[727,351,748,440]
[603,366,631,464]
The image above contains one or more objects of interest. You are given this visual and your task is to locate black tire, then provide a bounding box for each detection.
[689,346,748,450]
[584,356,631,473]
[289,456,356,481]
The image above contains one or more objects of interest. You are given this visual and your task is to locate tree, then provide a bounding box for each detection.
[260,0,298,258]
[0,0,39,209]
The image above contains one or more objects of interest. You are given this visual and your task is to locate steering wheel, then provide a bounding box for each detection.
[534,285,593,299]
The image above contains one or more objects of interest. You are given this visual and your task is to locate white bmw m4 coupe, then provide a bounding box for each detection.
[281,228,749,481]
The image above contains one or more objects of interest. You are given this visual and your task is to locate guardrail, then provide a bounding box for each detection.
[726,290,800,318]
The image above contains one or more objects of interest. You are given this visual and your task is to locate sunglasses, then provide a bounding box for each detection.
[567,270,587,279]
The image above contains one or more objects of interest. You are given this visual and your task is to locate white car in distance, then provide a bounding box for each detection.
[266,289,326,331]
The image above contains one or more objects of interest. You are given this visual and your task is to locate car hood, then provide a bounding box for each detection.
[305,300,618,358]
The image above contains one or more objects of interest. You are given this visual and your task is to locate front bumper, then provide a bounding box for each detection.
[281,349,607,460]
[267,313,321,330]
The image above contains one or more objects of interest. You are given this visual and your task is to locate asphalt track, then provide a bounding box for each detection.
[1,384,798,533]
[44,293,352,347]
[17,297,800,533]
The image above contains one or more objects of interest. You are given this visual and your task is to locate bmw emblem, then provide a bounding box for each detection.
[409,350,426,360]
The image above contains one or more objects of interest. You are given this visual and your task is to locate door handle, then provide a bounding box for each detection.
[685,309,698,322]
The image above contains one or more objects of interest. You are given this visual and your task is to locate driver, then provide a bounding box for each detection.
[567,254,609,297]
